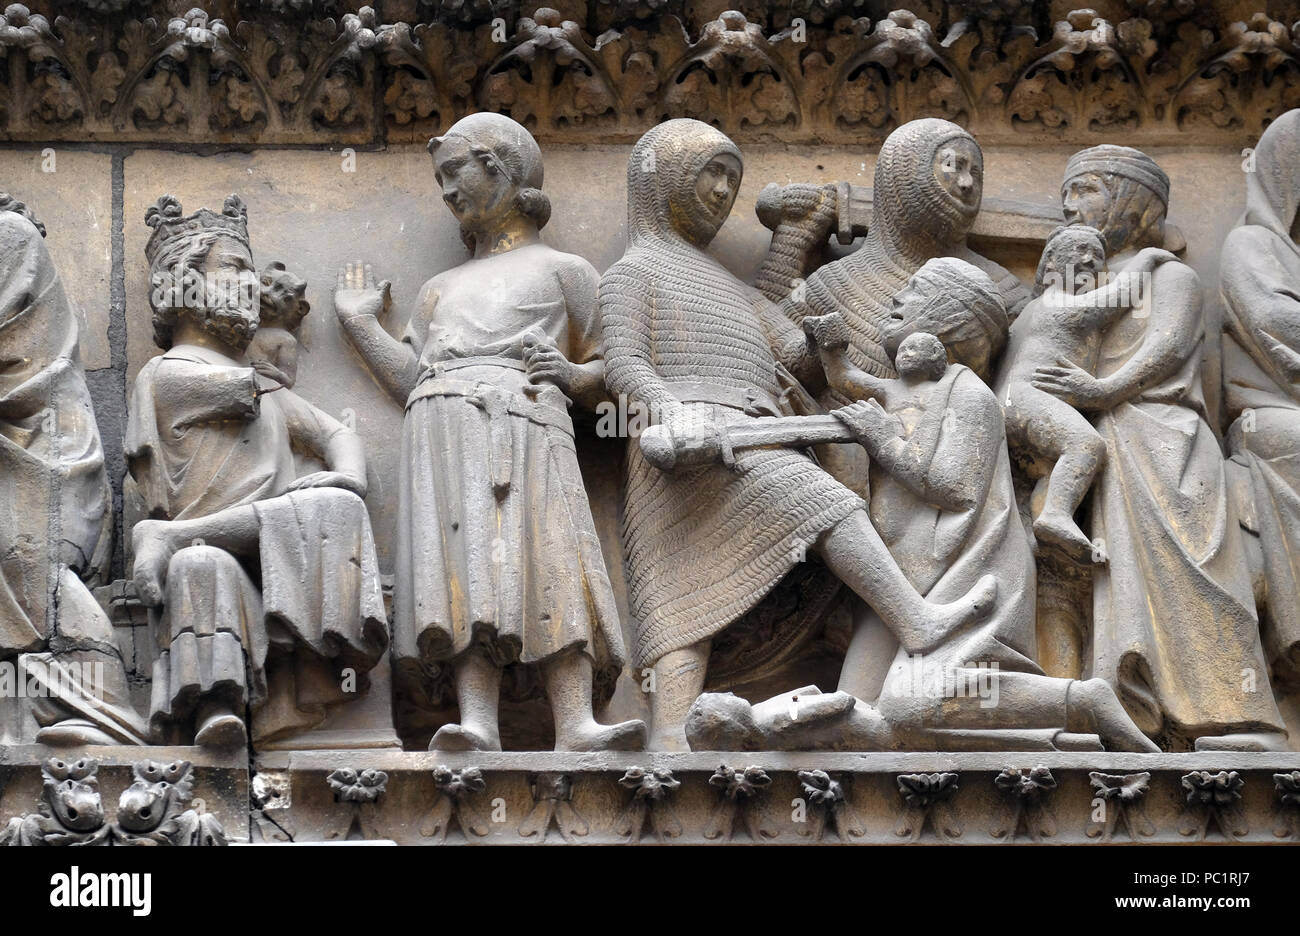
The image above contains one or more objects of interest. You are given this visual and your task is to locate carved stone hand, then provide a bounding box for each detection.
[334,261,391,322]
[283,470,367,498]
[522,337,574,391]
[1030,359,1112,411]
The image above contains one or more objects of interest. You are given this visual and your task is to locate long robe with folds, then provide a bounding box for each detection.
[0,211,110,653]
[1087,258,1284,739]
[1219,107,1300,685]
[391,244,627,708]
[126,347,387,741]
[866,366,1071,749]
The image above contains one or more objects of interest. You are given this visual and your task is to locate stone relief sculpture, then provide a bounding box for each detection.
[0,194,147,747]
[5,0,1300,849]
[334,112,645,753]
[995,226,1176,559]
[126,193,389,749]
[1220,106,1300,696]
[1032,146,1286,752]
[687,259,1157,753]
[749,117,1030,705]
[248,260,310,390]
[757,118,1028,384]
[601,118,998,751]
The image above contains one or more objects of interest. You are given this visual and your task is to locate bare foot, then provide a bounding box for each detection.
[908,574,998,654]
[35,720,120,747]
[429,722,502,752]
[131,519,181,607]
[1034,510,1099,563]
[558,718,647,752]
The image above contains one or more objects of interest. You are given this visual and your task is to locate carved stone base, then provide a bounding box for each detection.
[249,750,1300,844]
[0,746,249,845]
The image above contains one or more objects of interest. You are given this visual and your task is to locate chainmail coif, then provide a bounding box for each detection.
[800,119,988,378]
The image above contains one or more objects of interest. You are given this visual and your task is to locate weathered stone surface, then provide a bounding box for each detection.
[2,0,1300,850]
[0,150,112,368]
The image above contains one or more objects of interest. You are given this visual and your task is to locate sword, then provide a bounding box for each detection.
[639,406,876,471]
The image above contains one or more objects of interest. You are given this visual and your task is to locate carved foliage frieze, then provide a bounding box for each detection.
[3,2,1300,143]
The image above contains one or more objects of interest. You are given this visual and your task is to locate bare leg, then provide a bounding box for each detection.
[837,601,896,700]
[132,508,260,606]
[1017,386,1108,561]
[429,648,503,752]
[544,649,645,752]
[815,511,997,655]
[649,640,711,751]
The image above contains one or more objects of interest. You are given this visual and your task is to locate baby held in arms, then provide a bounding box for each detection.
[996,224,1174,560]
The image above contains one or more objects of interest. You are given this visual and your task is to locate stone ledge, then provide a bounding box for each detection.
[251,750,1300,844]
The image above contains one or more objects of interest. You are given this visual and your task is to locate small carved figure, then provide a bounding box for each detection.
[334,112,644,752]
[248,260,310,389]
[0,195,147,747]
[602,119,997,751]
[994,225,1175,559]
[127,194,388,748]
[1034,146,1286,751]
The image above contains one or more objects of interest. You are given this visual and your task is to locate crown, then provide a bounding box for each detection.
[145,193,250,267]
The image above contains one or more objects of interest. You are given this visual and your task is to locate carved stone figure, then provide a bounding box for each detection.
[1221,106,1300,695]
[1033,146,1286,751]
[995,225,1175,559]
[686,260,1157,753]
[0,194,147,747]
[334,112,645,752]
[757,118,1027,383]
[749,118,1030,704]
[602,119,998,751]
[126,194,389,748]
[248,260,310,389]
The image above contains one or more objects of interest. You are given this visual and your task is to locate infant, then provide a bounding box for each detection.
[993,225,1173,559]
[248,261,311,389]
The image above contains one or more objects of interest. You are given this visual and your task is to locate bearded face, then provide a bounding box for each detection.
[178,234,261,352]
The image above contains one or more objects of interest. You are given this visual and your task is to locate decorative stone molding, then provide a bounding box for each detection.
[4,2,1300,144]
[234,752,1300,844]
[1,756,228,845]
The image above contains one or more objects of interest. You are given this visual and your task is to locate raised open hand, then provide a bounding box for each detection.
[334,261,391,323]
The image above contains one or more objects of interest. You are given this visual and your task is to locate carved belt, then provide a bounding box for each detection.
[423,355,527,378]
[406,374,574,498]
[664,380,782,417]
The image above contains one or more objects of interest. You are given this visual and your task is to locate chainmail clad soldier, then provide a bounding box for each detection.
[334,112,645,753]
[127,194,389,748]
[600,118,998,751]
[757,118,1027,385]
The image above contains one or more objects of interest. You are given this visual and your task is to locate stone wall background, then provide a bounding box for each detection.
[0,138,1262,738]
